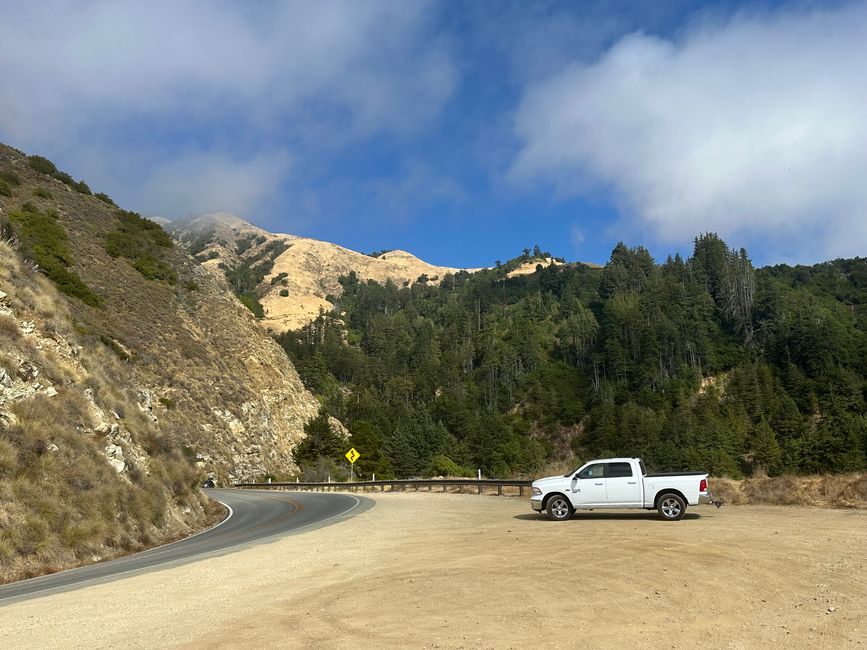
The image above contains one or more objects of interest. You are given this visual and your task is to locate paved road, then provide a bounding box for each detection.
[0,489,373,605]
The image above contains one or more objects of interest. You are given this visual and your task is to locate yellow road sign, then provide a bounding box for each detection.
[345,448,360,464]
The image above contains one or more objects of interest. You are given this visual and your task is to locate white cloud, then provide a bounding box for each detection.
[134,151,293,219]
[0,1,455,219]
[511,3,867,261]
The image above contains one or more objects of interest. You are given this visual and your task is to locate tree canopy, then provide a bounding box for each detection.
[277,235,867,479]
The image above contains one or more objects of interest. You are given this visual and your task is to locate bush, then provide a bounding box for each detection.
[0,314,21,339]
[94,192,115,206]
[0,170,21,186]
[8,206,102,306]
[26,155,93,196]
[133,255,177,284]
[194,250,219,263]
[0,180,11,197]
[32,187,53,199]
[238,292,264,317]
[104,210,176,284]
[27,155,58,175]
[427,454,474,478]
[279,288,289,297]
[71,180,91,195]
[235,236,255,255]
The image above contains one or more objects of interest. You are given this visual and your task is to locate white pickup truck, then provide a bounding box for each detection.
[530,457,716,521]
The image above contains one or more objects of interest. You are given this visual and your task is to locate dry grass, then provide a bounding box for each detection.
[0,234,213,585]
[0,392,206,583]
[0,313,20,339]
[710,472,867,508]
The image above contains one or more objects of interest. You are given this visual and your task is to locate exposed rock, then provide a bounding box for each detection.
[44,386,58,397]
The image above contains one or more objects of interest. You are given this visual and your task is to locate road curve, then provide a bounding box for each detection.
[0,489,373,605]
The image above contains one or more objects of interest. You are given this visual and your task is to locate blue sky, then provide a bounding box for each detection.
[2,0,865,268]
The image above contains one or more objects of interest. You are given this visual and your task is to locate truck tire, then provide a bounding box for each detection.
[546,494,574,521]
[657,493,687,521]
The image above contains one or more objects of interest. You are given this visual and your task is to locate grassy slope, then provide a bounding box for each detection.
[0,240,217,582]
[0,143,319,581]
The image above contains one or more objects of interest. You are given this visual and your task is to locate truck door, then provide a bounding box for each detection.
[569,462,607,507]
[604,461,642,506]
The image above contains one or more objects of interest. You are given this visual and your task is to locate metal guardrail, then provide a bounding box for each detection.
[235,478,532,497]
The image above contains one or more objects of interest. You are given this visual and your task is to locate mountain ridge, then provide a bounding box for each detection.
[173,211,484,332]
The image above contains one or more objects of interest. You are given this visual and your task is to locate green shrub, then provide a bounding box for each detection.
[270,271,288,285]
[184,280,199,291]
[26,155,93,196]
[427,454,474,478]
[235,235,255,255]
[71,180,91,195]
[194,250,219,263]
[0,179,11,197]
[104,210,176,284]
[33,187,53,199]
[158,397,176,410]
[8,206,102,306]
[94,192,115,206]
[238,292,264,317]
[279,288,289,297]
[0,170,21,185]
[27,155,58,175]
[94,334,128,362]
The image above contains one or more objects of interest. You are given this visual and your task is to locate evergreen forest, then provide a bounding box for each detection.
[276,234,867,480]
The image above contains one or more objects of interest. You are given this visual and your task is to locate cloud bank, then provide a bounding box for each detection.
[0,0,454,219]
[511,3,867,261]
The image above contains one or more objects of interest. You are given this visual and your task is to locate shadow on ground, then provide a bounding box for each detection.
[514,511,703,522]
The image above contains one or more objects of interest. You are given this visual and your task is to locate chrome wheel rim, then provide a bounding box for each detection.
[551,498,570,519]
[661,497,681,518]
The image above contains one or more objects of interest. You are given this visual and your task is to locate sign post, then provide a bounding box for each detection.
[345,447,360,482]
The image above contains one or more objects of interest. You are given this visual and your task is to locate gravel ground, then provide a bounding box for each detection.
[2,493,865,649]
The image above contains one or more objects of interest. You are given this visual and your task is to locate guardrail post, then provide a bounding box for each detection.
[497,485,502,496]
[478,482,482,495]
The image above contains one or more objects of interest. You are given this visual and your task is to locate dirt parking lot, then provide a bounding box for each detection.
[2,493,865,649]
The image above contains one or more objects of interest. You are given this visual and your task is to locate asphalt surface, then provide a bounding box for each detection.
[0,488,374,605]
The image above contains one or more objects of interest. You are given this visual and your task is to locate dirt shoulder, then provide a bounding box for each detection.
[2,494,865,648]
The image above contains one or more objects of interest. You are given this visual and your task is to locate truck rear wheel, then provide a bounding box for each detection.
[657,493,687,521]
[546,495,574,521]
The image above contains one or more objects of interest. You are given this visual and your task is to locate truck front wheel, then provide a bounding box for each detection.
[546,495,574,521]
[657,493,687,521]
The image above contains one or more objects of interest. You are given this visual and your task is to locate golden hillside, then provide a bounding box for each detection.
[174,212,481,332]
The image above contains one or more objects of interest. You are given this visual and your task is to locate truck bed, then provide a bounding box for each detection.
[645,471,706,477]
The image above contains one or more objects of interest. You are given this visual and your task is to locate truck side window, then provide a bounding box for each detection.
[578,463,605,479]
[606,462,633,478]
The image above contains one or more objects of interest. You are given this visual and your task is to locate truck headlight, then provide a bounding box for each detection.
[532,487,542,496]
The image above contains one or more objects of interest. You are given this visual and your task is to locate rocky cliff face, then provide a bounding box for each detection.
[0,145,321,484]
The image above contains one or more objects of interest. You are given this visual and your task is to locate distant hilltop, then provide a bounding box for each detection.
[171,212,483,332]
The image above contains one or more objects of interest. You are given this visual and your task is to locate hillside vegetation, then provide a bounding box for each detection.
[0,144,326,579]
[277,237,867,481]
[0,239,215,582]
